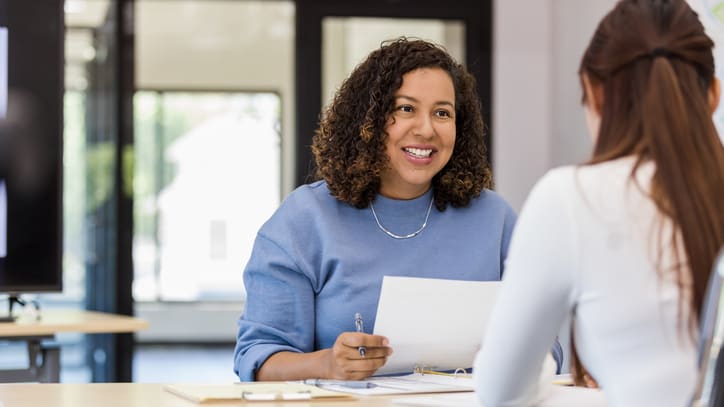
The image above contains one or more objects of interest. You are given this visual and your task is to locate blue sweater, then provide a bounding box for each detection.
[234,181,517,381]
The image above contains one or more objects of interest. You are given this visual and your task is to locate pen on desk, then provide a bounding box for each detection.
[303,379,377,389]
[354,312,366,358]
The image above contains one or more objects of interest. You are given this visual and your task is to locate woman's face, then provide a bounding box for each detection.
[379,67,456,200]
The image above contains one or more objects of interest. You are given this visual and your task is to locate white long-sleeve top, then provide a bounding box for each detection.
[474,157,697,407]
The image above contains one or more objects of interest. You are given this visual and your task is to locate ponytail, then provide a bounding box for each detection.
[640,57,724,332]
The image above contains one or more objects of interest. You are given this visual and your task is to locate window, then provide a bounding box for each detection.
[133,91,281,302]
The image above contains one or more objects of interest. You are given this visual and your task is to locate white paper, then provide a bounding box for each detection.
[0,27,6,119]
[318,372,474,396]
[0,179,5,257]
[373,276,500,375]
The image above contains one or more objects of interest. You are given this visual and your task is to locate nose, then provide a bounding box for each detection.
[414,113,435,139]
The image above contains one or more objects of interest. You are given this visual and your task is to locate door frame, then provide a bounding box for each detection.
[294,0,492,186]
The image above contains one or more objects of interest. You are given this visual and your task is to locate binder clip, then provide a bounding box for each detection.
[414,365,469,378]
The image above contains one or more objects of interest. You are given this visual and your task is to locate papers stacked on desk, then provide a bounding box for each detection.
[316,372,474,396]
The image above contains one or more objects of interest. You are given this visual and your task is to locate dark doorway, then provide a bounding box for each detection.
[294,0,492,186]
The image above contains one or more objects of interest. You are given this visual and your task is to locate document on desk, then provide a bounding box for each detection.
[373,276,501,375]
[315,372,474,396]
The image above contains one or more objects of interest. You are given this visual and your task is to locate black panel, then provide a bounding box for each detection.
[83,0,136,382]
[0,0,63,293]
[115,0,136,382]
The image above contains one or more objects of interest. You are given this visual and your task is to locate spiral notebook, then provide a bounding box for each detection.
[372,276,501,375]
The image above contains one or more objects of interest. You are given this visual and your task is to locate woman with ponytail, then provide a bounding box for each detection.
[473,0,724,406]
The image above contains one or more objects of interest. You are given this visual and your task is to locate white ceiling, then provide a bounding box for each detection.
[62,1,297,91]
[64,0,110,90]
[65,0,110,28]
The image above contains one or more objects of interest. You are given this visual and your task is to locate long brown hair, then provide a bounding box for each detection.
[572,0,724,385]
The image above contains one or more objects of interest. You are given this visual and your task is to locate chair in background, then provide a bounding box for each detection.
[691,248,724,407]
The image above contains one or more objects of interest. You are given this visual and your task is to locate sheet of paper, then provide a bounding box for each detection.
[373,276,500,375]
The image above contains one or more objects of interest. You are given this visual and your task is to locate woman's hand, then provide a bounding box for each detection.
[325,332,393,379]
[255,333,393,381]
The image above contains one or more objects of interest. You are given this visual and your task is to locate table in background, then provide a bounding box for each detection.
[0,310,148,382]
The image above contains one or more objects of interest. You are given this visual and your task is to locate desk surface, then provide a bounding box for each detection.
[0,383,608,407]
[0,309,148,337]
[0,383,397,407]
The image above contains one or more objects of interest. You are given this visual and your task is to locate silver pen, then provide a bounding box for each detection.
[304,378,377,389]
[354,312,366,357]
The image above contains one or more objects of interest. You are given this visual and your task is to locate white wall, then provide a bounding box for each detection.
[492,1,553,212]
[493,0,615,211]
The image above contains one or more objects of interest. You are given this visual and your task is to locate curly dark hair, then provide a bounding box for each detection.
[311,37,492,210]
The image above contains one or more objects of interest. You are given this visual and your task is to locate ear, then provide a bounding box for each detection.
[581,73,604,115]
[709,77,721,113]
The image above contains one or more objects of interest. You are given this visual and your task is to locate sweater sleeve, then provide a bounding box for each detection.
[473,169,578,406]
[233,232,316,381]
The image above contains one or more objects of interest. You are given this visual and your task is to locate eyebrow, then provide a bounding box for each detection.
[395,95,455,108]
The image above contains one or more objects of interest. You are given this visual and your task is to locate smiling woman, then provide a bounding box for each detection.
[380,67,456,200]
[233,37,522,383]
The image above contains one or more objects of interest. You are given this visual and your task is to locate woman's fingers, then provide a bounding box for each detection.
[341,332,389,349]
[341,332,392,359]
[348,345,392,359]
[330,332,394,379]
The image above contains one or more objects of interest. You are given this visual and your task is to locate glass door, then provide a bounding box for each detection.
[131,0,294,383]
